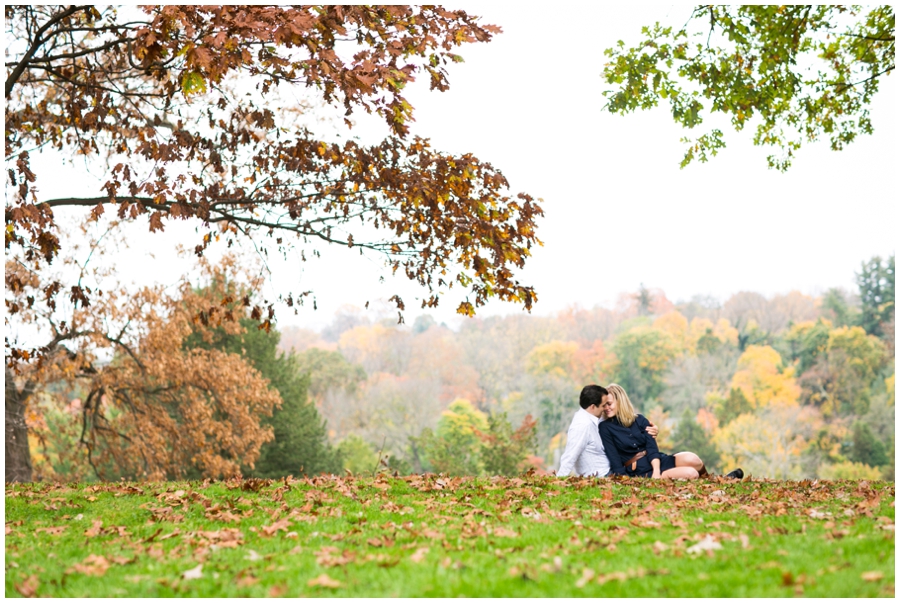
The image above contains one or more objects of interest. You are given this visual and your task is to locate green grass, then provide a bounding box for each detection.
[5,474,895,597]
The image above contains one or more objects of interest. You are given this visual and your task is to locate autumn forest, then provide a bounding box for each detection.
[20,249,895,485]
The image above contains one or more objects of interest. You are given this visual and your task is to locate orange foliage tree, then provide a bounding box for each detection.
[6,227,281,481]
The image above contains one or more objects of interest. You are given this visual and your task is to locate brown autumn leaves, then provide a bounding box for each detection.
[5,6,543,371]
[7,474,895,596]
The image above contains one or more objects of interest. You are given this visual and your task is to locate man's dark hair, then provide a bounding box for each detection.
[580,384,609,409]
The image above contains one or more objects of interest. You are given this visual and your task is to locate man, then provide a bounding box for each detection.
[556,384,658,477]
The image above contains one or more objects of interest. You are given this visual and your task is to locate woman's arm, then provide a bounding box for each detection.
[598,422,626,476]
[637,415,662,461]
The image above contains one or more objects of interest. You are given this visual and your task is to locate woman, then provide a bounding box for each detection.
[599,384,736,479]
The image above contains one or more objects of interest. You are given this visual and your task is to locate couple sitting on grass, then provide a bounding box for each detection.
[556,383,743,480]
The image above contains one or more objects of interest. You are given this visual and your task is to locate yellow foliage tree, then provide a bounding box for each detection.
[818,461,883,481]
[525,341,579,380]
[653,311,690,355]
[713,404,823,479]
[713,319,740,346]
[730,345,801,409]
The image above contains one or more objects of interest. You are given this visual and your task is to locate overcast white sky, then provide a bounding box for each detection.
[29,4,898,332]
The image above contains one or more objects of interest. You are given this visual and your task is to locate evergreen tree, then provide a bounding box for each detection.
[187,318,341,477]
[847,421,889,468]
[856,255,895,339]
[821,289,857,328]
[672,409,721,473]
[715,387,753,426]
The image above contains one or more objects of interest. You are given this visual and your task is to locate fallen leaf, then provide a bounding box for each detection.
[110,556,134,565]
[493,527,519,538]
[308,573,342,588]
[244,550,262,561]
[739,533,750,549]
[69,554,111,577]
[410,547,429,563]
[686,535,722,555]
[269,584,289,596]
[182,564,203,581]
[596,571,629,585]
[652,541,668,554]
[35,526,67,536]
[576,568,595,588]
[261,518,290,537]
[862,571,884,582]
[235,574,259,587]
[14,575,39,597]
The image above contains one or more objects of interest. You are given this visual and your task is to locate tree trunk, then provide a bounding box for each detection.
[5,367,33,483]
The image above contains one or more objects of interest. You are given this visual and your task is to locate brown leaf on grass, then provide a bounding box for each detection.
[68,554,111,577]
[269,584,289,596]
[410,547,429,563]
[862,571,884,582]
[158,528,181,541]
[493,527,519,538]
[596,571,629,585]
[199,528,243,547]
[235,574,259,587]
[652,541,668,554]
[315,547,356,567]
[35,525,67,536]
[576,568,595,588]
[14,575,39,597]
[308,573,342,588]
[260,518,290,537]
[205,507,242,523]
[182,563,203,581]
[110,555,134,565]
[686,535,722,555]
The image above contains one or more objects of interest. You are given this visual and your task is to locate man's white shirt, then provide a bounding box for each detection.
[556,408,610,477]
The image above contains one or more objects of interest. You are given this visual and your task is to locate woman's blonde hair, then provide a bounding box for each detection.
[607,383,637,427]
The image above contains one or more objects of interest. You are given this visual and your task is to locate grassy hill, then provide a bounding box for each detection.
[5,474,895,597]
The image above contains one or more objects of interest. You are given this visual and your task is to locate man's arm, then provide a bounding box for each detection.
[598,422,626,476]
[556,425,589,477]
[638,415,663,461]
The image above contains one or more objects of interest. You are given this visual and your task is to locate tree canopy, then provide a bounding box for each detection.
[5,5,543,366]
[602,5,895,170]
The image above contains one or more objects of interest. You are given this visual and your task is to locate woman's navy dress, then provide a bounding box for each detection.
[598,414,677,477]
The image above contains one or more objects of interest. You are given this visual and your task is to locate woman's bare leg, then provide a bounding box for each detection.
[674,452,705,475]
[660,466,700,479]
